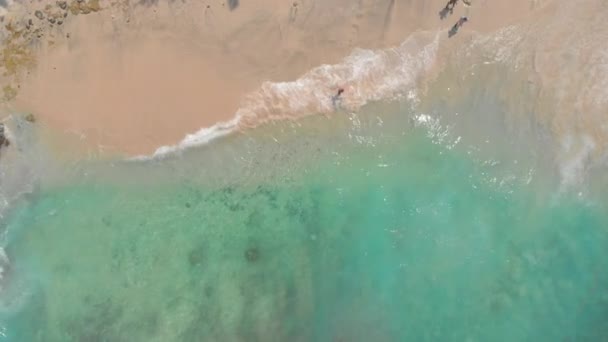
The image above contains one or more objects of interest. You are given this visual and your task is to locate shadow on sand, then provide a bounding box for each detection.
[227,0,239,11]
[448,17,467,38]
[439,6,452,20]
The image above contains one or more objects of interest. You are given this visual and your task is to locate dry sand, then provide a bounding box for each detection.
[1,0,551,155]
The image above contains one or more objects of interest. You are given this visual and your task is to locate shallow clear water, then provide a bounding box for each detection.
[1,98,608,341]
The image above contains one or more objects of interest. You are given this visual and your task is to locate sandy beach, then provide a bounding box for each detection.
[1,0,551,155]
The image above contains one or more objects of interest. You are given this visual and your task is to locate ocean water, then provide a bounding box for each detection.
[1,89,608,341]
[1,0,608,339]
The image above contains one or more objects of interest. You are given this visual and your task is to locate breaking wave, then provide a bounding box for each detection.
[140,31,440,159]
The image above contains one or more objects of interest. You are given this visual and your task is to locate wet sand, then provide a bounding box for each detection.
[1,0,550,155]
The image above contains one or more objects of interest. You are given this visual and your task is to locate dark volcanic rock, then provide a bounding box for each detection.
[0,124,9,148]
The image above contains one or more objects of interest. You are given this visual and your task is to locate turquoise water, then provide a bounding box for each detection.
[2,100,608,341]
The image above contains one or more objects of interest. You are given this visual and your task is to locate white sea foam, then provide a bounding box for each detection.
[412,113,453,146]
[131,117,240,160]
[467,25,525,66]
[558,134,596,189]
[0,115,53,225]
[0,248,9,290]
[134,0,608,191]
[133,31,440,161]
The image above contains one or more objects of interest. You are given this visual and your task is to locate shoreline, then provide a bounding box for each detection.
[0,0,546,156]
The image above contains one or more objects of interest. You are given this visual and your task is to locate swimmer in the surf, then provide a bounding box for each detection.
[448,16,468,37]
[439,0,459,20]
[331,88,345,109]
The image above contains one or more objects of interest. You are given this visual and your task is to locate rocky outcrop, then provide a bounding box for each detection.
[24,113,36,123]
[0,124,9,148]
[0,0,106,102]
